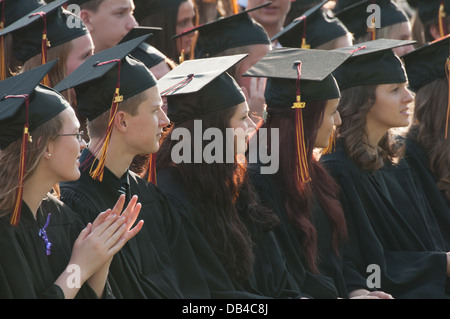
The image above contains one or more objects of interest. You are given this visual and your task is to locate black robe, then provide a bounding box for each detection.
[0,194,110,298]
[60,149,211,299]
[402,136,450,211]
[157,166,306,299]
[248,161,348,299]
[321,142,450,298]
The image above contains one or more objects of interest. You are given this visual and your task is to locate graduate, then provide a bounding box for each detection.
[153,54,306,298]
[321,39,450,298]
[0,61,142,298]
[334,0,415,56]
[243,48,393,298]
[402,35,450,208]
[412,0,450,45]
[172,3,272,123]
[55,35,211,298]
[133,0,199,63]
[1,0,93,97]
[271,0,353,50]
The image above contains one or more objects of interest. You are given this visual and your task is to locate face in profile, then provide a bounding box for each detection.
[228,101,257,155]
[315,98,341,149]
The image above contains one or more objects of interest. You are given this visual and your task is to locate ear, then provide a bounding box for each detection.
[44,139,55,160]
[113,111,129,133]
[80,10,94,32]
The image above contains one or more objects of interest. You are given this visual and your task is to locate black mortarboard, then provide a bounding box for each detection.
[243,48,351,183]
[54,34,157,181]
[402,35,450,91]
[173,2,271,58]
[332,38,415,90]
[243,47,352,105]
[0,0,45,28]
[0,0,88,64]
[272,1,349,49]
[334,0,409,40]
[158,54,248,124]
[132,0,185,23]
[119,26,166,70]
[0,59,69,225]
[416,0,450,26]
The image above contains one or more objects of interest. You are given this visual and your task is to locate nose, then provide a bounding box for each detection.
[403,87,414,104]
[127,14,138,30]
[159,110,170,128]
[79,138,87,151]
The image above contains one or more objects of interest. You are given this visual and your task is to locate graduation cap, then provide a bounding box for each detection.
[331,38,416,90]
[172,2,271,59]
[0,0,88,85]
[0,59,69,225]
[402,35,450,138]
[132,0,185,23]
[272,0,349,49]
[416,0,450,37]
[118,26,167,70]
[54,34,157,181]
[334,0,409,40]
[243,47,352,182]
[158,54,248,124]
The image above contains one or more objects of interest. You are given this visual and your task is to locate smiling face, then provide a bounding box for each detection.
[46,107,86,182]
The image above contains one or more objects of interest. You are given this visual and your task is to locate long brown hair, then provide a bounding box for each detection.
[258,101,347,273]
[154,105,278,283]
[406,77,450,204]
[337,85,403,171]
[0,113,64,217]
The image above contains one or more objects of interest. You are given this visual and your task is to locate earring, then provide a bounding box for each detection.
[47,153,51,157]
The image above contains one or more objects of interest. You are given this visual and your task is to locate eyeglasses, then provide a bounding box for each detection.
[57,131,84,142]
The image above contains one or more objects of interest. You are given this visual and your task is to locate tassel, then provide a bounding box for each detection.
[4,95,31,226]
[147,153,157,185]
[179,49,185,64]
[301,17,310,49]
[231,0,239,14]
[292,61,311,184]
[439,1,447,38]
[89,59,122,181]
[30,12,51,86]
[322,127,336,154]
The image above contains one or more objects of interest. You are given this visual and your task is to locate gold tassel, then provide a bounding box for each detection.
[179,49,185,64]
[231,0,239,14]
[292,96,311,184]
[41,33,51,86]
[439,2,447,38]
[322,127,336,154]
[89,88,122,181]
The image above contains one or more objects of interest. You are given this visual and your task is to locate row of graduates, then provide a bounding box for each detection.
[0,0,450,299]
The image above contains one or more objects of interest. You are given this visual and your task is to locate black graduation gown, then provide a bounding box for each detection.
[0,194,110,298]
[60,149,211,299]
[321,142,450,298]
[157,166,306,299]
[248,162,347,299]
[402,136,450,212]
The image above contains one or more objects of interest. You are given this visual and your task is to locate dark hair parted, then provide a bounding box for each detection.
[258,100,347,273]
[155,105,279,283]
[406,77,450,204]
[337,85,404,171]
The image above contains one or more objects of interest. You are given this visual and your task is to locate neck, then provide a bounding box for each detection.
[22,170,56,218]
[365,120,389,149]
[88,137,134,179]
[264,24,283,40]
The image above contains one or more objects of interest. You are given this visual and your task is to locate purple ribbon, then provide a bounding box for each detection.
[38,213,52,256]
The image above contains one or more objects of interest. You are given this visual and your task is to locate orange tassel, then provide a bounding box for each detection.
[293,107,311,183]
[322,127,336,154]
[439,1,447,38]
[147,153,157,185]
[231,0,239,14]
[5,94,31,226]
[30,12,51,86]
[90,87,121,181]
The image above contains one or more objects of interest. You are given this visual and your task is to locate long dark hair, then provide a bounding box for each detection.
[257,100,347,273]
[155,105,278,283]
